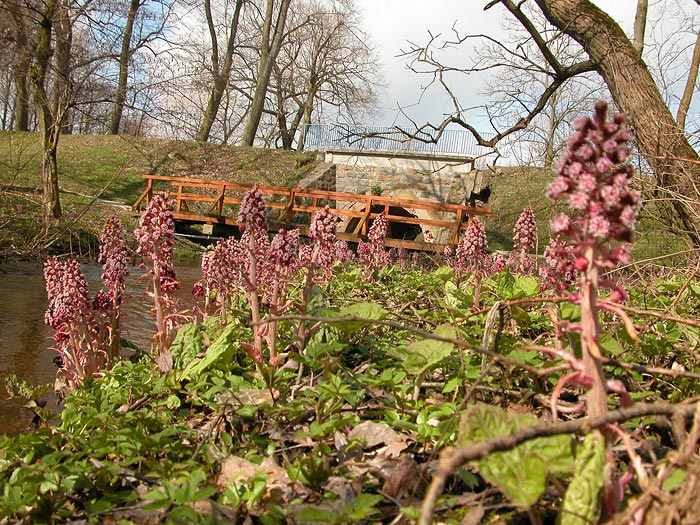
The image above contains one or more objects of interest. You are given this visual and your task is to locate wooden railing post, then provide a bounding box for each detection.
[451,208,464,245]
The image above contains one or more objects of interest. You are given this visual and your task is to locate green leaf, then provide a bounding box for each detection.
[443,280,473,312]
[294,507,342,523]
[458,404,574,507]
[169,323,205,369]
[236,404,259,417]
[389,324,456,376]
[558,430,606,525]
[431,265,455,282]
[599,333,624,355]
[328,302,388,333]
[179,323,238,380]
[514,276,540,298]
[165,395,181,409]
[662,468,687,492]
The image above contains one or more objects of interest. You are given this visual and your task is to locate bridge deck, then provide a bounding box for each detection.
[132,174,497,252]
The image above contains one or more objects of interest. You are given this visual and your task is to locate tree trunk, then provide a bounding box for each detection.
[52,2,72,134]
[110,0,141,135]
[535,0,700,244]
[197,0,244,142]
[296,89,316,151]
[241,0,291,147]
[13,72,30,132]
[29,0,62,222]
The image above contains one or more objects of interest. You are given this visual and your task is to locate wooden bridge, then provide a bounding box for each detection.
[132,174,497,252]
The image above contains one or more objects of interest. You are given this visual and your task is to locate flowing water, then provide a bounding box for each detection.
[0,260,203,435]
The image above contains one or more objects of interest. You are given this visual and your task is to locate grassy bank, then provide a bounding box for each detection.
[0,131,689,262]
[0,132,319,259]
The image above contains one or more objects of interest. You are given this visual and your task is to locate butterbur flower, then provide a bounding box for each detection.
[99,217,129,302]
[540,236,576,291]
[359,213,391,276]
[544,103,639,497]
[135,192,179,294]
[44,258,90,331]
[455,218,487,274]
[134,192,181,359]
[308,206,337,246]
[512,209,536,253]
[269,229,299,268]
[44,257,106,389]
[510,208,537,274]
[238,186,267,233]
[368,213,388,244]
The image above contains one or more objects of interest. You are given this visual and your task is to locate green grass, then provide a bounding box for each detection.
[485,166,689,262]
[0,132,320,205]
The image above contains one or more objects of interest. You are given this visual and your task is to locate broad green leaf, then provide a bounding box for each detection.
[443,280,473,311]
[458,404,575,507]
[169,323,205,369]
[431,265,455,282]
[514,276,540,298]
[389,324,456,376]
[599,333,624,355]
[294,507,342,523]
[328,302,388,333]
[662,468,687,492]
[560,302,581,322]
[179,323,238,380]
[558,430,606,525]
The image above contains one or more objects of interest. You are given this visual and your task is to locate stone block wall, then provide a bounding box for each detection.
[297,161,337,192]
[327,151,490,243]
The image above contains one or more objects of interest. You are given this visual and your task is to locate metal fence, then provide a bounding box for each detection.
[303,124,495,158]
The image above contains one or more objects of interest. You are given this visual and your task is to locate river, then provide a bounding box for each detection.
[0,260,203,435]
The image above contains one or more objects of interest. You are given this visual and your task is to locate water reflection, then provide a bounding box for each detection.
[0,260,203,435]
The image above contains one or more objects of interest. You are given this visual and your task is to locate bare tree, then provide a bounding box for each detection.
[197,0,245,142]
[27,0,64,220]
[633,0,649,55]
[401,0,700,244]
[0,0,34,131]
[240,0,291,146]
[475,4,607,166]
[267,0,381,150]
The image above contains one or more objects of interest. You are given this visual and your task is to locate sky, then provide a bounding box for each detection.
[352,0,637,130]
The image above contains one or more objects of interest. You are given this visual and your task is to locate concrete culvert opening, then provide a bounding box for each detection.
[344,205,422,241]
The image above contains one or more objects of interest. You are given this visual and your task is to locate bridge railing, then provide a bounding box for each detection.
[303,124,495,158]
[132,174,497,252]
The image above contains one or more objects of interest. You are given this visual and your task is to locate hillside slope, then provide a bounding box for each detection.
[0,132,688,262]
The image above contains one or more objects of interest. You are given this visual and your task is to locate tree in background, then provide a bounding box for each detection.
[0,0,34,132]
[268,0,381,150]
[108,0,172,135]
[240,0,291,146]
[477,4,608,166]
[402,0,700,245]
[196,0,244,142]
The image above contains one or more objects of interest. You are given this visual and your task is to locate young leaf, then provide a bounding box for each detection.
[558,430,606,525]
[179,323,238,380]
[169,323,205,369]
[388,324,456,376]
[328,302,388,334]
[458,404,575,507]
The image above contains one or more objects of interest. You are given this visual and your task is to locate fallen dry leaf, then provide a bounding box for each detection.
[347,420,409,457]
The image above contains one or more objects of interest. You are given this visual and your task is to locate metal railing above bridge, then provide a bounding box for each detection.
[303,124,496,159]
